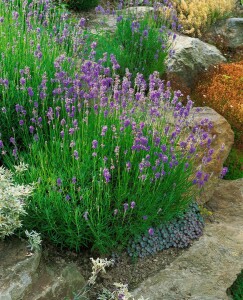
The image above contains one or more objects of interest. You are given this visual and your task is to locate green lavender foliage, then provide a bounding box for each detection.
[0,0,212,255]
[88,8,172,82]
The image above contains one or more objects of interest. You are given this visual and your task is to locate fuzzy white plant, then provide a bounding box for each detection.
[73,257,149,300]
[25,230,42,252]
[0,165,34,239]
[98,283,149,300]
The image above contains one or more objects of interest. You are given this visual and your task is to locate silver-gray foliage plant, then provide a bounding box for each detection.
[0,165,34,239]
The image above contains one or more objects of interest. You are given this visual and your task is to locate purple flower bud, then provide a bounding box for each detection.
[143,29,148,37]
[20,77,26,86]
[92,140,98,149]
[123,203,129,212]
[69,128,75,135]
[126,161,131,171]
[27,87,34,97]
[79,17,85,27]
[19,120,24,126]
[57,178,62,186]
[148,228,154,236]
[72,177,77,184]
[0,140,3,148]
[161,144,167,152]
[10,137,15,144]
[12,148,18,159]
[208,149,214,156]
[73,150,79,160]
[220,167,228,178]
[130,201,136,209]
[196,170,203,179]
[60,119,66,126]
[103,168,111,183]
[65,194,71,201]
[29,126,34,134]
[101,125,108,136]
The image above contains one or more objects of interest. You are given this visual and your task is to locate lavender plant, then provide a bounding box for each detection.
[0,0,215,254]
[0,0,88,147]
[88,0,178,82]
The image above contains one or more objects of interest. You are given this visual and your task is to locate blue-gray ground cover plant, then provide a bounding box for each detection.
[127,202,204,258]
[0,0,217,254]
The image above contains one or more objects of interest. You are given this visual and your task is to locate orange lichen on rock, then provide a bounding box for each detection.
[194,61,243,142]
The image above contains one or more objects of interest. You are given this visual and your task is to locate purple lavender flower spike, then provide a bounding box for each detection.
[92,140,98,149]
[123,203,129,212]
[57,178,62,186]
[103,168,111,183]
[73,150,79,160]
[130,201,136,209]
[148,228,154,236]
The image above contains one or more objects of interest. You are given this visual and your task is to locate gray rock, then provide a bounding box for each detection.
[132,179,243,300]
[0,239,85,300]
[205,18,243,49]
[190,107,234,204]
[166,34,226,88]
[0,238,41,300]
[24,262,86,300]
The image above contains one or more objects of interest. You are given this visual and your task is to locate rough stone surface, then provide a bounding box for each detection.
[0,238,41,300]
[0,239,85,300]
[24,261,86,300]
[166,34,226,88]
[190,107,234,204]
[132,179,243,300]
[167,107,234,204]
[205,18,243,50]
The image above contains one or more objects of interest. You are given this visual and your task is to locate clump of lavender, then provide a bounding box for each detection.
[89,0,179,81]
[0,0,218,254]
[0,0,88,146]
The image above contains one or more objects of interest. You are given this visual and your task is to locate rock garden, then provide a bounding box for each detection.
[0,0,242,299]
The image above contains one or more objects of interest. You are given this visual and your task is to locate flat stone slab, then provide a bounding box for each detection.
[132,179,243,300]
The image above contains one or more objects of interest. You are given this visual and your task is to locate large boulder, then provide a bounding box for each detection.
[0,238,41,300]
[205,18,243,50]
[132,179,243,300]
[0,238,86,300]
[166,34,226,89]
[190,107,234,204]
